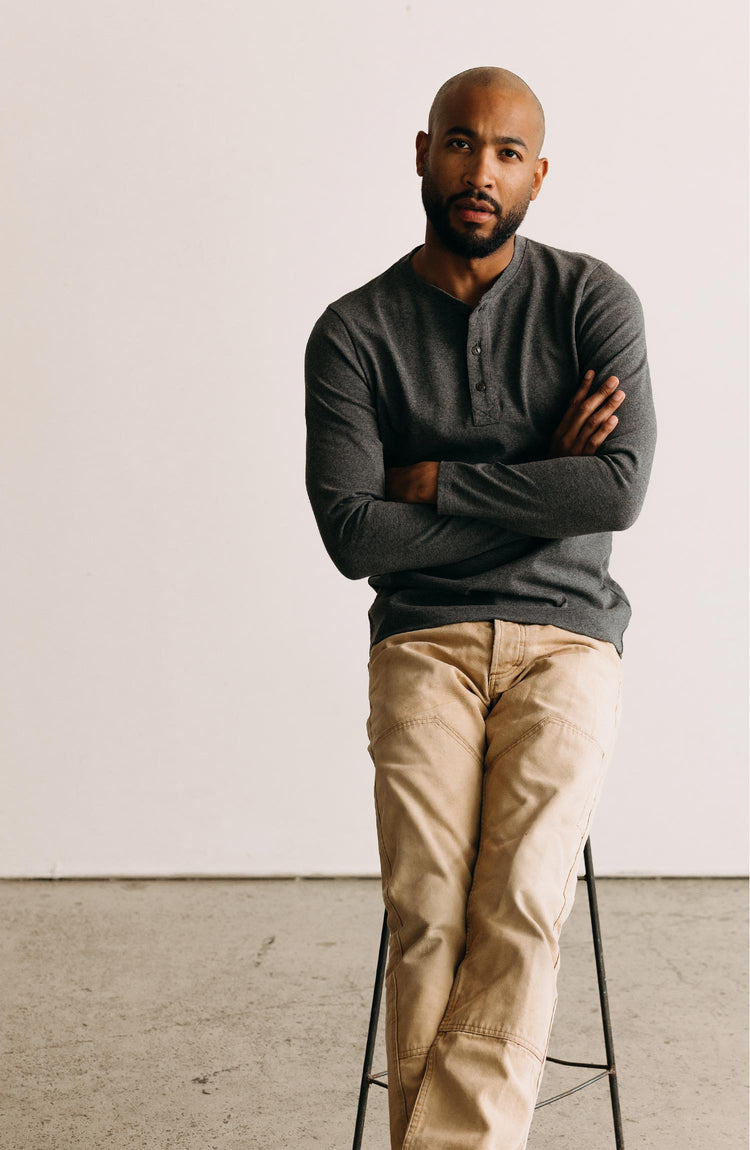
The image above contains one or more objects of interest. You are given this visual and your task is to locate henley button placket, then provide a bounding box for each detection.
[467,318,494,423]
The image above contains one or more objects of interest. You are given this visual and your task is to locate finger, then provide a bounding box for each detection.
[569,372,617,410]
[588,388,625,424]
[555,371,597,439]
[569,369,596,405]
[554,372,620,448]
[567,379,622,442]
[581,415,618,454]
[575,375,620,421]
[564,369,597,413]
[569,391,625,453]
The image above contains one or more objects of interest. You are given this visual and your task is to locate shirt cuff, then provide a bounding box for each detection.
[436,460,461,517]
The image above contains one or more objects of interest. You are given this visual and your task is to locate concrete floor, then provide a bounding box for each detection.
[0,878,746,1149]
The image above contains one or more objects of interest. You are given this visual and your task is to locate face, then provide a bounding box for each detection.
[416,84,548,259]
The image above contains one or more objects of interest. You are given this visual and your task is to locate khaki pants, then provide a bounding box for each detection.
[366,620,623,1150]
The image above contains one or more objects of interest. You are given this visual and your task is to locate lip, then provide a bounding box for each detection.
[452,199,496,223]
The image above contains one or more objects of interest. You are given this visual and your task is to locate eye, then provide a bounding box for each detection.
[447,138,471,150]
[500,148,521,160]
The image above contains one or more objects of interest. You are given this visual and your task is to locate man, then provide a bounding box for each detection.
[305,66,656,1150]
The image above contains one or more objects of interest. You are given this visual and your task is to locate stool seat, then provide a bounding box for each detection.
[352,837,624,1149]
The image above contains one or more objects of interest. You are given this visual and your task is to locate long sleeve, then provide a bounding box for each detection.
[305,308,519,581]
[436,264,657,538]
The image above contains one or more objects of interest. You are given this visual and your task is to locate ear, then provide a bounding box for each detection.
[530,156,549,201]
[415,130,429,176]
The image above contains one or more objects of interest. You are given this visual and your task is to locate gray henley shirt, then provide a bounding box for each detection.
[305,234,657,654]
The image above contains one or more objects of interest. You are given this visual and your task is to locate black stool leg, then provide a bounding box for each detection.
[352,908,389,1150]
[583,837,625,1149]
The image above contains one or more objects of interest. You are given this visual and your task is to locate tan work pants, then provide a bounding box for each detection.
[366,620,622,1149]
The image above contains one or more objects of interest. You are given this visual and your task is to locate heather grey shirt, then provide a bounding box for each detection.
[305,235,656,654]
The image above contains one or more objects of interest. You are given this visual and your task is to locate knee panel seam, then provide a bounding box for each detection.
[487,714,608,766]
[371,712,484,766]
[437,1022,545,1062]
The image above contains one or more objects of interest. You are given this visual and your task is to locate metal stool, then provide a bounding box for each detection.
[353,836,624,1149]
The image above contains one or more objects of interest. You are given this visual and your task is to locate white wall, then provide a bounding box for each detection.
[1,0,746,877]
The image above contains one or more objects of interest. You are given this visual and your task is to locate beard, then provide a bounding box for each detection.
[420,165,532,259]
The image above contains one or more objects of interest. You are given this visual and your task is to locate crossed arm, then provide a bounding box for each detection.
[385,371,625,503]
[305,269,656,580]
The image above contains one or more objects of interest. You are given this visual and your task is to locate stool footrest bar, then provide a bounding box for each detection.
[535,1071,611,1109]
[545,1055,610,1070]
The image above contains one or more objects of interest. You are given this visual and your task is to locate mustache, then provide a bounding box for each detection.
[448,190,501,214]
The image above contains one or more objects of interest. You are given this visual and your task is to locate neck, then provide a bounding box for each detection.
[411,227,517,308]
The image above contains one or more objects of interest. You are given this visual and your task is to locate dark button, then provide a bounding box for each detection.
[471,343,482,356]
[475,382,487,392]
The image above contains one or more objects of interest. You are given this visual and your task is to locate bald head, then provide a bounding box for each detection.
[428,67,545,156]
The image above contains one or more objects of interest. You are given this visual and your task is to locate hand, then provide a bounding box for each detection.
[384,460,439,503]
[548,370,625,459]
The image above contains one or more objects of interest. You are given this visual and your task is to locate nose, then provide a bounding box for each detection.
[463,147,495,190]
